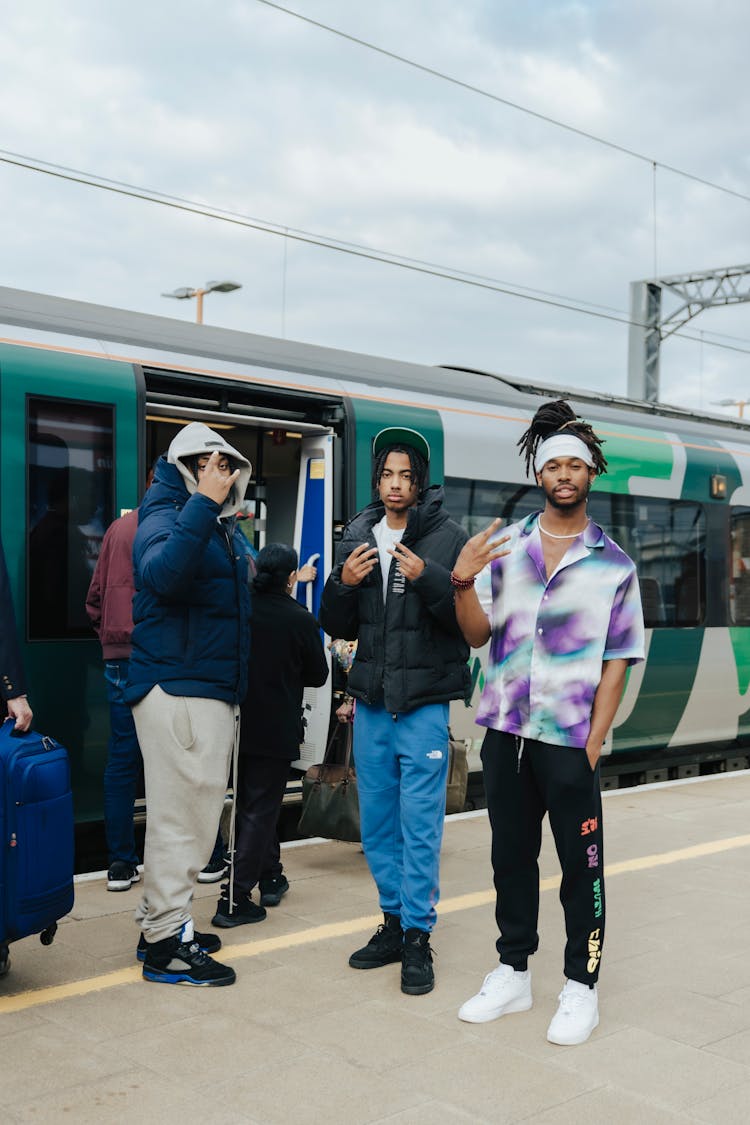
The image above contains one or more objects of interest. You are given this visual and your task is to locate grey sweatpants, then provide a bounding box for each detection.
[132,685,237,944]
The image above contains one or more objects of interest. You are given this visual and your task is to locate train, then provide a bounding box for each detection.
[1,284,749,828]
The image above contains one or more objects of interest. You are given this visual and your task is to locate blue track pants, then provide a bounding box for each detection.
[354,701,449,932]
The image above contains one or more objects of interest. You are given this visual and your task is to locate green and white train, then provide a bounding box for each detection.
[1,285,748,825]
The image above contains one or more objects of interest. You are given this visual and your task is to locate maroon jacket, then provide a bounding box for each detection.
[85,509,138,660]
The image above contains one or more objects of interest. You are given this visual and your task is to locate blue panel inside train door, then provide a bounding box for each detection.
[292,431,333,769]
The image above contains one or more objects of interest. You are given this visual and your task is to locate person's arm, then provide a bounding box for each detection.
[452,520,511,648]
[585,658,628,770]
[85,548,104,635]
[138,452,240,598]
[395,550,466,638]
[0,542,31,729]
[318,536,373,640]
[300,615,330,687]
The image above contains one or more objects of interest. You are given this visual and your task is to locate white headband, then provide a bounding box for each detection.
[534,434,594,473]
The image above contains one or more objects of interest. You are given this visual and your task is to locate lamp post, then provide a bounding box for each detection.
[712,398,749,419]
[161,280,241,324]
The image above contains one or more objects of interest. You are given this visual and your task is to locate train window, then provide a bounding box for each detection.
[729,508,750,625]
[444,477,544,537]
[445,476,706,627]
[27,398,114,640]
[588,495,706,627]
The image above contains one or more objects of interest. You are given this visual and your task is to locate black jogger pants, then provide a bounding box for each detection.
[481,728,604,985]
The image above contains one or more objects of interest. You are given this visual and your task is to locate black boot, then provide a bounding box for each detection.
[211,882,267,928]
[401,928,434,995]
[349,912,403,969]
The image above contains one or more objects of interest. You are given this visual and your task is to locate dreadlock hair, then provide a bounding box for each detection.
[517,399,608,479]
[371,444,429,496]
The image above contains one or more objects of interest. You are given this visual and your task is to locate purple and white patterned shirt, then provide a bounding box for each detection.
[475,513,645,748]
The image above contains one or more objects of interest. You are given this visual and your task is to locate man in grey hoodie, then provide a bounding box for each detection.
[127,423,253,987]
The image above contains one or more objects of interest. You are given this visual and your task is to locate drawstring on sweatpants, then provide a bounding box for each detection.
[226,707,241,914]
[515,736,525,773]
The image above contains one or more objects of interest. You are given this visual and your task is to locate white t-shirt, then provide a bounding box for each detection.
[372,516,404,601]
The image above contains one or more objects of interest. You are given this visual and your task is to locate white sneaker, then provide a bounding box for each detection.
[546,979,599,1045]
[458,963,532,1023]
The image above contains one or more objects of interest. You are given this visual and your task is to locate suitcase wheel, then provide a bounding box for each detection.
[40,923,57,947]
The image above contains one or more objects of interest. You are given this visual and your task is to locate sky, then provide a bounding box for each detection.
[1,0,749,415]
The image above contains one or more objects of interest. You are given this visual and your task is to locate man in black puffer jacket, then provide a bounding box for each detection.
[319,427,468,996]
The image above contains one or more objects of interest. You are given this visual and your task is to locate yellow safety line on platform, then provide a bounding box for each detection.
[2,831,750,1015]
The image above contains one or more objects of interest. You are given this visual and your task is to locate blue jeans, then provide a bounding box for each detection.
[103,660,142,867]
[354,701,449,932]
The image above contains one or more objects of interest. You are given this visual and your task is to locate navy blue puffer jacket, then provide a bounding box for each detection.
[125,457,251,705]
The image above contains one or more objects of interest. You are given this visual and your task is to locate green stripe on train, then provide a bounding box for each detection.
[613,629,703,750]
[591,423,674,492]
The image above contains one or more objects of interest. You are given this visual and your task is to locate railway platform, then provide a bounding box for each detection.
[2,772,750,1124]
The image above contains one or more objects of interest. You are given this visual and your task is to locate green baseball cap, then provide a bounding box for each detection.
[372,427,430,463]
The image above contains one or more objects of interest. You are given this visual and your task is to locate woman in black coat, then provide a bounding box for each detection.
[212,544,328,927]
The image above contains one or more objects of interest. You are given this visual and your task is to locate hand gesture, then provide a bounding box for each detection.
[341,543,378,587]
[388,541,425,582]
[196,451,240,506]
[452,519,511,582]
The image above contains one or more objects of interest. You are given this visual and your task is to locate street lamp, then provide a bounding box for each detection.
[161,280,241,324]
[711,398,750,418]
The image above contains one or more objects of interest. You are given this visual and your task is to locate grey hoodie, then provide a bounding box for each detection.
[167,422,252,517]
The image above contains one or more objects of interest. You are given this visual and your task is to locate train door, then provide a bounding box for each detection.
[0,344,142,822]
[293,432,334,769]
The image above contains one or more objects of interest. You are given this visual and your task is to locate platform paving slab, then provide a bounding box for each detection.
[0,772,749,1124]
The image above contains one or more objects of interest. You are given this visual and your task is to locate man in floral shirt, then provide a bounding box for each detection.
[451,399,644,1046]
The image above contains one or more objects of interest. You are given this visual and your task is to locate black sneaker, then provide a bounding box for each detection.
[142,933,235,987]
[197,857,228,883]
[349,913,403,969]
[107,861,140,892]
[401,928,434,995]
[211,883,267,928]
[0,943,9,978]
[136,930,222,963]
[259,874,289,907]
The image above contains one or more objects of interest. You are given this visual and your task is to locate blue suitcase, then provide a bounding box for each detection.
[0,718,74,972]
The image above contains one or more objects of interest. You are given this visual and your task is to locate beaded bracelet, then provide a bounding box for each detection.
[450,571,476,590]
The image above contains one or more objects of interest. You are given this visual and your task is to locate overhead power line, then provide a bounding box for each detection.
[0,149,634,326]
[2,148,750,358]
[256,0,750,207]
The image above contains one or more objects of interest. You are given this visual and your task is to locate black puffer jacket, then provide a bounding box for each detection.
[319,485,469,714]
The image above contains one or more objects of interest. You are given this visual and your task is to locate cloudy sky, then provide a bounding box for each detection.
[1,1,749,414]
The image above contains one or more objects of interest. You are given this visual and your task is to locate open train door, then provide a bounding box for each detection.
[292,431,334,770]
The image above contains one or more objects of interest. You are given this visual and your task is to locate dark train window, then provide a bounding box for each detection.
[444,477,706,627]
[730,508,750,625]
[444,478,544,537]
[27,398,114,640]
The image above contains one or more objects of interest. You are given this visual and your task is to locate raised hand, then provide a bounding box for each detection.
[453,519,511,581]
[196,451,240,506]
[388,541,425,582]
[341,543,378,587]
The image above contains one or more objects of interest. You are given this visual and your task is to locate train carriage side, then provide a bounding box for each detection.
[5,319,750,830]
[0,340,352,824]
[0,343,142,822]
